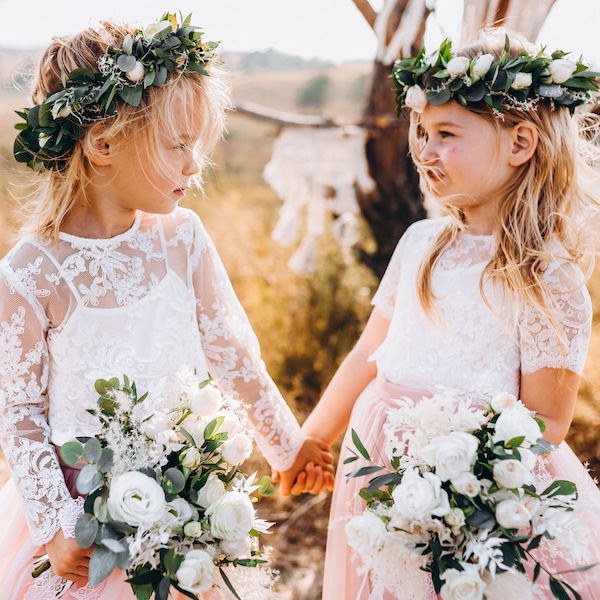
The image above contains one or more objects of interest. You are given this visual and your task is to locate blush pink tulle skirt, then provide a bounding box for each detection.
[321,377,600,600]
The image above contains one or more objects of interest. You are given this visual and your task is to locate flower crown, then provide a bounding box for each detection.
[392,36,600,116]
[13,13,218,172]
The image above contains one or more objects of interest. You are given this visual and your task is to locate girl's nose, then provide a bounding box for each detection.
[183,152,200,177]
[419,137,437,162]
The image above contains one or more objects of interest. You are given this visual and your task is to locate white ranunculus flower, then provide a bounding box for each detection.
[183,520,204,539]
[220,537,252,560]
[206,491,255,541]
[405,85,428,113]
[490,392,518,413]
[126,61,146,83]
[440,565,486,600]
[549,58,577,84]
[532,505,576,537]
[511,72,533,90]
[493,459,533,489]
[188,384,222,416]
[472,53,494,78]
[392,468,450,520]
[221,433,253,466]
[420,431,479,482]
[141,411,171,440]
[450,471,481,497]
[495,498,533,529]
[346,510,387,555]
[176,549,215,594]
[164,498,197,527]
[447,56,470,77]
[493,405,541,447]
[197,472,227,508]
[107,471,166,528]
[180,446,203,469]
[444,507,466,529]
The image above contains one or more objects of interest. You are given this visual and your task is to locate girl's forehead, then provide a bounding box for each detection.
[420,102,476,128]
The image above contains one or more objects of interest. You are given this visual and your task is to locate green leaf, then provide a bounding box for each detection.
[117,85,143,107]
[95,378,116,395]
[76,464,102,494]
[60,441,84,466]
[351,429,371,461]
[94,495,108,523]
[75,513,99,548]
[346,465,382,480]
[97,448,114,474]
[218,567,242,600]
[156,576,172,600]
[130,583,154,600]
[367,472,401,491]
[204,416,225,440]
[88,545,118,586]
[548,576,576,600]
[100,538,127,554]
[84,437,102,463]
[542,479,577,499]
[162,468,186,495]
[505,435,526,448]
[257,475,275,496]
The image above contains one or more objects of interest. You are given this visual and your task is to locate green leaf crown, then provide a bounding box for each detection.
[392,36,600,116]
[14,13,218,172]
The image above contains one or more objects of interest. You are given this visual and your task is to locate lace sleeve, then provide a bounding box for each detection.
[188,217,306,472]
[0,250,80,546]
[519,259,592,375]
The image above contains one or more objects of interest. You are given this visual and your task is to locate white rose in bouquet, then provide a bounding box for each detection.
[214,411,242,437]
[141,410,171,440]
[495,498,533,529]
[219,537,252,560]
[107,471,166,529]
[391,468,450,521]
[440,564,486,600]
[206,491,255,541]
[450,471,481,497]
[490,392,518,413]
[222,432,253,466]
[421,431,479,481]
[188,384,222,416]
[164,498,197,527]
[180,446,203,469]
[492,404,541,447]
[176,549,215,594]
[346,510,387,555]
[197,472,227,509]
[183,520,204,539]
[493,459,533,489]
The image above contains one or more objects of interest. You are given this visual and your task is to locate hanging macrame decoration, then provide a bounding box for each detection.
[264,125,375,274]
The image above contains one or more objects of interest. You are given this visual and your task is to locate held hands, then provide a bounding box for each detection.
[45,529,93,586]
[272,437,335,497]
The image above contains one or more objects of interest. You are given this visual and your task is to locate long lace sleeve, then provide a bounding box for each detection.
[519,258,592,375]
[185,215,306,472]
[0,248,80,546]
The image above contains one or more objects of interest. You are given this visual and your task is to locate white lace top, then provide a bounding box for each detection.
[0,207,305,546]
[372,217,591,397]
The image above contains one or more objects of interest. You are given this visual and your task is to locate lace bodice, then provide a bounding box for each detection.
[372,217,591,397]
[0,208,305,546]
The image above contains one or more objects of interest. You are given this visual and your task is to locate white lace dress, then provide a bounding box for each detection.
[322,216,600,599]
[0,207,305,599]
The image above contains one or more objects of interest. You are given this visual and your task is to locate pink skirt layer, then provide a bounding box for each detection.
[321,377,600,600]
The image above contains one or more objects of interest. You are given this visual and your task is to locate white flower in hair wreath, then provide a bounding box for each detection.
[393,36,600,115]
[13,13,219,172]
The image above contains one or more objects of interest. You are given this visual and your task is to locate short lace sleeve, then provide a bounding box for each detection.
[186,214,306,471]
[0,244,80,546]
[519,258,592,375]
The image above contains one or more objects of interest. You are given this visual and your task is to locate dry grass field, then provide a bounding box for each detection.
[1,50,600,599]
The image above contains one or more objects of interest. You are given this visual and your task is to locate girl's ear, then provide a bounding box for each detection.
[508,122,538,166]
[85,124,113,166]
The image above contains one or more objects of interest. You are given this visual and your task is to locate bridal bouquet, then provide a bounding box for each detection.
[345,390,594,600]
[36,367,276,599]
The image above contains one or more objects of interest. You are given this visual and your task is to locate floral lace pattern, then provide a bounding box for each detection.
[372,217,591,397]
[0,208,305,546]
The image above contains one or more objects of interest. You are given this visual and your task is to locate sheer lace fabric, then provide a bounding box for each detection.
[372,217,591,397]
[0,208,305,546]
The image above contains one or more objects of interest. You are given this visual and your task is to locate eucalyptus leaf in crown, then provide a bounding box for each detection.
[13,13,218,172]
[392,36,600,116]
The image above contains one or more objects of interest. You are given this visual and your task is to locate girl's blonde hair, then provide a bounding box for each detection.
[20,20,231,243]
[409,28,600,341]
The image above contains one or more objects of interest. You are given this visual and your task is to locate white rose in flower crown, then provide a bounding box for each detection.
[421,431,479,482]
[511,72,533,90]
[176,549,215,594]
[125,61,146,83]
[472,53,494,78]
[490,392,518,413]
[107,471,166,529]
[493,404,541,447]
[450,471,481,497]
[495,498,533,529]
[206,491,255,541]
[405,85,428,113]
[346,510,387,555]
[197,472,227,509]
[141,411,171,440]
[440,564,486,600]
[219,537,252,560]
[164,498,197,527]
[392,467,450,520]
[493,458,533,489]
[221,432,253,466]
[188,384,222,416]
[549,58,577,84]
[447,56,470,77]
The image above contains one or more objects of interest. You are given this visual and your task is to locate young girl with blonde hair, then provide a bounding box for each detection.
[288,28,600,598]
[0,14,332,599]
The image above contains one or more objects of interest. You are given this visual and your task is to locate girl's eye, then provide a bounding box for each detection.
[439,130,453,138]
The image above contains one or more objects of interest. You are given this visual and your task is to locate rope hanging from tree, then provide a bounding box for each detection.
[264,125,375,274]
